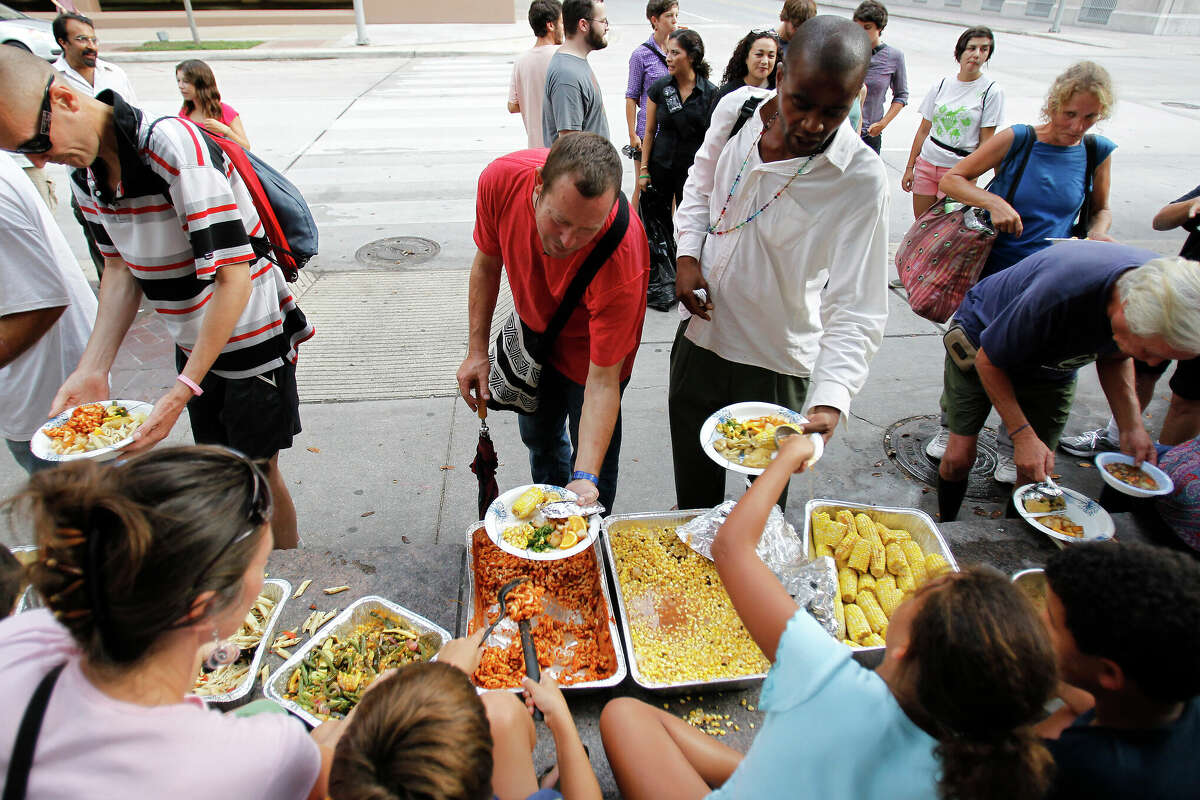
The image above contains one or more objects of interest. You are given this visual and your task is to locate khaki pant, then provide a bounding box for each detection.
[21,166,56,212]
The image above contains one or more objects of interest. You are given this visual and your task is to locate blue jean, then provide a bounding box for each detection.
[516,365,627,513]
[5,440,54,475]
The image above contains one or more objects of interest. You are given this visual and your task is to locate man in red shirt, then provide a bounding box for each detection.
[457,133,649,511]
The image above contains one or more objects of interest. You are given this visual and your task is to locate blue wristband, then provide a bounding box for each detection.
[571,470,599,485]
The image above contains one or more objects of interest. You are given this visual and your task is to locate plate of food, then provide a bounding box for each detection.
[31,400,152,462]
[1094,452,1173,498]
[699,402,807,475]
[1014,484,1115,544]
[484,484,602,561]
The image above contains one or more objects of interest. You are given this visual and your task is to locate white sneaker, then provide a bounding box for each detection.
[925,428,950,459]
[1059,427,1119,458]
[993,453,1017,484]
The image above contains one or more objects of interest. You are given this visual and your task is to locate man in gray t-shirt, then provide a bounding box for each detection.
[542,0,610,146]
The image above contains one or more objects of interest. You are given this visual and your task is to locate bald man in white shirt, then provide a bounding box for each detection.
[669,16,889,509]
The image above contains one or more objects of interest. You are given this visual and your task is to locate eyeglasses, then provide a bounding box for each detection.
[11,76,53,155]
[589,17,609,26]
[71,34,99,45]
[189,451,273,592]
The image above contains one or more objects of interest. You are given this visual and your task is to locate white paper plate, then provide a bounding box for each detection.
[483,484,601,561]
[1014,484,1115,544]
[31,400,154,463]
[699,401,807,476]
[1094,452,1173,497]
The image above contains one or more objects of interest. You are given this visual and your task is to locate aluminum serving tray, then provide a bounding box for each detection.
[802,499,960,667]
[10,545,39,614]
[265,595,453,727]
[464,522,627,692]
[602,510,791,693]
[196,578,291,707]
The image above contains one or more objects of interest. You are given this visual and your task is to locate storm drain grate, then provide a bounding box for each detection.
[884,414,1006,502]
[355,236,442,268]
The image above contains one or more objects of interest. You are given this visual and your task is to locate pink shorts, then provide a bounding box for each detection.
[913,156,952,196]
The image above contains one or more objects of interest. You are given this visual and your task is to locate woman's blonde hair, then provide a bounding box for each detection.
[1042,60,1114,121]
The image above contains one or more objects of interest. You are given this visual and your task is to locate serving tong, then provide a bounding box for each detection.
[481,576,544,720]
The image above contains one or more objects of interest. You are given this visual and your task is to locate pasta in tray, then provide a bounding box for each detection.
[42,402,148,455]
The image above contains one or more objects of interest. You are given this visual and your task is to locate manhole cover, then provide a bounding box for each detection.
[1163,101,1200,110]
[884,414,1005,501]
[355,236,441,268]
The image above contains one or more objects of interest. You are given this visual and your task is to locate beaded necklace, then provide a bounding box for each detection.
[707,111,816,236]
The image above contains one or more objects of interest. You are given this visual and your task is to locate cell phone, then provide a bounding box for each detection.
[943,324,978,371]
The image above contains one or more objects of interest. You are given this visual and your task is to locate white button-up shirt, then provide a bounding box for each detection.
[53,57,138,105]
[674,86,890,415]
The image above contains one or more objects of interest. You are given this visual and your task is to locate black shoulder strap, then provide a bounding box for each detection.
[640,41,667,66]
[728,96,765,142]
[538,193,631,360]
[981,81,994,114]
[1073,133,1099,236]
[1001,124,1036,204]
[3,663,66,800]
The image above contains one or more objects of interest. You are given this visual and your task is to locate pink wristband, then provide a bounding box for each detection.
[177,374,203,396]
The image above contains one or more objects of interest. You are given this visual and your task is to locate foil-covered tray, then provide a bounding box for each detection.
[265,595,452,727]
[195,578,291,707]
[602,510,801,693]
[465,522,626,692]
[802,499,960,667]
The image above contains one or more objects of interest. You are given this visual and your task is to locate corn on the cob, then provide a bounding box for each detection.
[856,590,888,635]
[833,595,847,639]
[901,540,928,585]
[836,509,858,536]
[875,574,902,615]
[879,525,911,545]
[897,567,916,593]
[844,602,871,643]
[857,572,876,593]
[812,513,849,550]
[838,566,859,603]
[885,542,910,575]
[834,529,860,565]
[847,538,873,572]
[814,543,835,559]
[511,486,545,518]
[861,632,887,647]
[925,552,951,579]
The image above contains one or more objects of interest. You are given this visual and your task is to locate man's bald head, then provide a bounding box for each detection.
[0,45,57,122]
[784,15,872,87]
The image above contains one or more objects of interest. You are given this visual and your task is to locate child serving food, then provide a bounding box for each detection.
[600,424,1059,800]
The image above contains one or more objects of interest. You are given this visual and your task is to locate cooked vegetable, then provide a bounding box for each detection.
[282,612,438,721]
[512,486,546,519]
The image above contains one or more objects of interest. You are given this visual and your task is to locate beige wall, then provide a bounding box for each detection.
[363,0,517,23]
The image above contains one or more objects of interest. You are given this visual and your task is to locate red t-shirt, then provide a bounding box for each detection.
[473,150,649,386]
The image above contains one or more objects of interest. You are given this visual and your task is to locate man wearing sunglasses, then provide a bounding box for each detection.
[51,13,138,281]
[0,47,314,550]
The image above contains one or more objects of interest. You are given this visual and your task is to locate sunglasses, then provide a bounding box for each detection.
[189,450,273,592]
[11,76,54,155]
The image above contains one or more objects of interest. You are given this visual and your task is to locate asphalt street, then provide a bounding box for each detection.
[2,7,1198,551]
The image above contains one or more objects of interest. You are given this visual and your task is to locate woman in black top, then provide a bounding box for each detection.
[710,29,780,113]
[637,29,716,208]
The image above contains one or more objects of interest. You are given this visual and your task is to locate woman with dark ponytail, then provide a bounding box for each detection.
[601,430,1057,800]
[0,446,330,799]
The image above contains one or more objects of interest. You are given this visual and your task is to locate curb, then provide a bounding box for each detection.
[105,47,501,63]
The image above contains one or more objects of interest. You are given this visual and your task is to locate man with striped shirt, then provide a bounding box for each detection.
[0,47,314,548]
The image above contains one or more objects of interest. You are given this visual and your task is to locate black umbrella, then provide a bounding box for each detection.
[470,404,499,520]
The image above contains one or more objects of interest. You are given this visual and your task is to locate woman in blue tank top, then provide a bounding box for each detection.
[940,61,1116,279]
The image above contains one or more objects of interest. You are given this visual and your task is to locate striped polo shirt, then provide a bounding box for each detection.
[70,91,314,379]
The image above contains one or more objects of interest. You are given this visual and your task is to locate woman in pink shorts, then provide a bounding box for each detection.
[901,26,1004,218]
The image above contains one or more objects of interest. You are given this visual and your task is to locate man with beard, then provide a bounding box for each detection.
[52,13,138,280]
[542,0,611,146]
[669,16,889,509]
